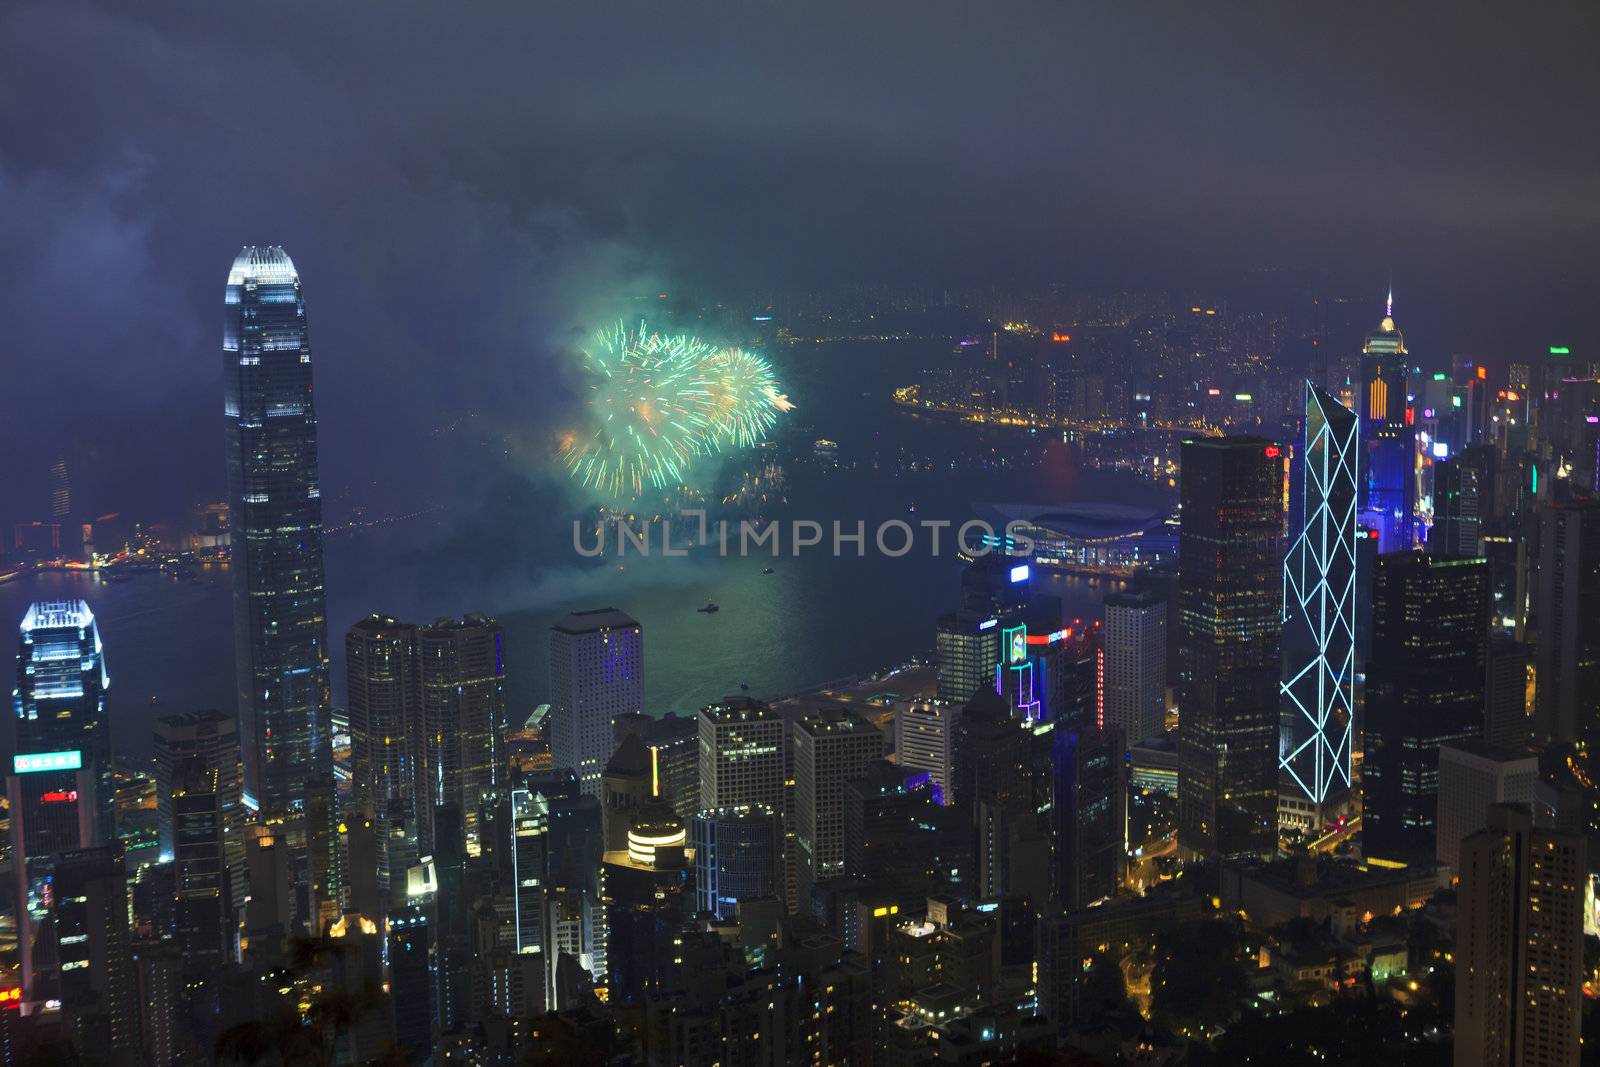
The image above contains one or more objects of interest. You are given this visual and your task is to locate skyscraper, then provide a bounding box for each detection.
[346,615,421,836]
[1102,586,1167,745]
[152,710,244,880]
[1432,450,1487,558]
[697,698,784,815]
[792,707,884,908]
[14,601,113,841]
[1176,437,1285,859]
[691,807,784,919]
[223,246,332,820]
[1455,804,1584,1067]
[893,698,955,801]
[1050,723,1126,910]
[935,612,1001,705]
[1533,500,1600,744]
[1278,384,1359,827]
[549,609,643,797]
[1435,741,1538,875]
[1358,296,1416,551]
[418,615,507,849]
[1364,553,1490,859]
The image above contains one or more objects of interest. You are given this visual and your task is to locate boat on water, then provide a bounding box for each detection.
[697,602,720,614]
[762,566,774,574]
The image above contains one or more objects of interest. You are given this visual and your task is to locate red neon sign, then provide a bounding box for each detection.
[40,790,77,804]
[1264,446,1280,459]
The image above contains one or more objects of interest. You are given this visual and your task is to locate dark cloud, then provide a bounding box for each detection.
[1,0,1597,520]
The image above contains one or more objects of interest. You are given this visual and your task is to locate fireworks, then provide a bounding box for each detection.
[561,321,794,499]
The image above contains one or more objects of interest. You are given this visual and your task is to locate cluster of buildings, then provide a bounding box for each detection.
[1,252,1597,1065]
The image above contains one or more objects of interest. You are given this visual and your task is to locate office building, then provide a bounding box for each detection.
[346,615,421,841]
[1485,637,1534,752]
[935,612,1001,705]
[1534,501,1600,743]
[599,800,693,1004]
[1102,586,1167,746]
[171,758,233,968]
[691,807,784,919]
[841,760,952,895]
[1358,297,1416,551]
[601,733,654,852]
[1365,553,1490,859]
[419,615,507,849]
[508,788,550,962]
[223,246,333,819]
[49,845,140,1059]
[793,707,883,907]
[954,689,1050,902]
[1176,436,1285,859]
[1433,450,1487,558]
[892,699,955,801]
[152,710,244,898]
[1279,384,1359,827]
[1435,741,1538,874]
[697,698,784,814]
[14,601,113,842]
[549,609,642,797]
[1051,724,1126,910]
[8,749,97,999]
[1455,804,1583,1067]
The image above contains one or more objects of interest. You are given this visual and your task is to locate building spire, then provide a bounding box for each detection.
[1385,276,1393,320]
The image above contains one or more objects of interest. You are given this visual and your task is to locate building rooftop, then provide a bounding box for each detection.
[552,608,640,635]
[226,245,299,287]
[20,600,94,633]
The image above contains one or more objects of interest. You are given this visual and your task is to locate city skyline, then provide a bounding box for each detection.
[2,2,1598,1062]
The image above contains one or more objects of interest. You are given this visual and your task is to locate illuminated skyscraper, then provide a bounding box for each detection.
[346,616,421,830]
[14,600,113,841]
[792,707,883,907]
[697,698,784,814]
[223,246,332,819]
[418,615,507,849]
[1176,437,1285,860]
[549,609,642,797]
[1278,384,1359,827]
[1358,294,1415,551]
[1102,586,1167,745]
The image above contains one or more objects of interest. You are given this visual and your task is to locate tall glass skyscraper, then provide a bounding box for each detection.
[1176,437,1285,860]
[1279,384,1359,823]
[14,600,113,841]
[223,246,332,819]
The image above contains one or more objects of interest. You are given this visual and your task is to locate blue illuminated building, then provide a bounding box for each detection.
[223,246,333,818]
[1278,384,1359,826]
[1358,295,1416,551]
[14,601,112,841]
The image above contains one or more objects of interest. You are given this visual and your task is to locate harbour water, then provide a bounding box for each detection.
[0,340,1170,762]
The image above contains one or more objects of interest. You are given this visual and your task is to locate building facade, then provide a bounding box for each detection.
[1176,437,1285,859]
[223,246,332,819]
[549,609,643,797]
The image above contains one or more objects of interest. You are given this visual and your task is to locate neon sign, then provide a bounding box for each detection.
[14,751,82,774]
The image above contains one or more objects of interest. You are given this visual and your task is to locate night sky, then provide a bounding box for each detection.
[2,0,1597,522]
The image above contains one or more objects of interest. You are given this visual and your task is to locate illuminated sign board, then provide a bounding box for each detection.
[1004,626,1028,666]
[13,751,82,774]
[40,790,78,804]
[1009,564,1030,584]
[1432,442,1450,459]
[1551,346,1571,355]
